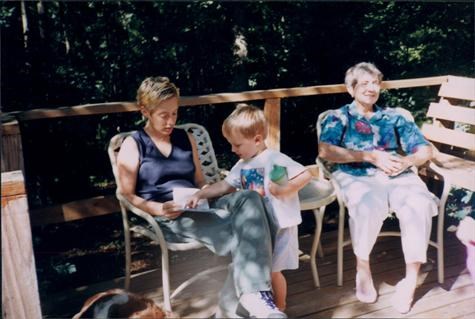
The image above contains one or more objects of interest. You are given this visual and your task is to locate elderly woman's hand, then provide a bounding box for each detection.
[370,150,405,176]
[388,155,414,177]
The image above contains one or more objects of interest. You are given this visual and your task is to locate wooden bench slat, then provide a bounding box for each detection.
[438,75,475,101]
[432,152,475,191]
[427,102,475,125]
[422,123,475,151]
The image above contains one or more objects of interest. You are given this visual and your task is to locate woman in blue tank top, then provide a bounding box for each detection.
[116,77,286,318]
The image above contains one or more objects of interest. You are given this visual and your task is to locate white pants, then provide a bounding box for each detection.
[333,170,438,263]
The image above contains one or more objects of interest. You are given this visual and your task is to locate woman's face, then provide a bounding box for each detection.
[142,97,179,136]
[349,72,381,108]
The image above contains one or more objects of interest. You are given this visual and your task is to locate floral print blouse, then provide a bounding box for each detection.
[319,101,429,176]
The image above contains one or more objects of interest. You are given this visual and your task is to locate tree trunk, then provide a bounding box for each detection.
[36,0,45,39]
[20,0,29,49]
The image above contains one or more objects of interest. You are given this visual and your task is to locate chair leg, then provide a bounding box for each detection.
[121,208,132,291]
[317,242,324,258]
[437,208,445,284]
[437,244,444,284]
[161,249,172,312]
[310,206,326,287]
[124,229,131,290]
[337,203,345,286]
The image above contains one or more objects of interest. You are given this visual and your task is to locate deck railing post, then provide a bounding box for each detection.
[1,120,24,173]
[2,170,42,319]
[264,97,281,151]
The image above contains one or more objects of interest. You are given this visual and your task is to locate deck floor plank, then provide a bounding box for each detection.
[41,228,474,318]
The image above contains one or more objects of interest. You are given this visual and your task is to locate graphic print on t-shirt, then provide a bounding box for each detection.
[240,167,266,197]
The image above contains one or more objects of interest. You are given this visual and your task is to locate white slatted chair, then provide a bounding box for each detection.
[298,165,337,287]
[316,108,447,286]
[107,123,227,313]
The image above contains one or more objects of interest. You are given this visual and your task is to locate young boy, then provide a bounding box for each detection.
[187,104,312,311]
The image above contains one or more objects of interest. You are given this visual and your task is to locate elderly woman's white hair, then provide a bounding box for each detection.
[344,62,383,89]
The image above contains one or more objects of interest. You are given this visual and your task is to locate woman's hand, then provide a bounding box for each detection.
[388,155,413,177]
[149,200,183,219]
[370,150,406,175]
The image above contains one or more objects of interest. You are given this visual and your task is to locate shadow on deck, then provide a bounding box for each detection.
[42,227,474,318]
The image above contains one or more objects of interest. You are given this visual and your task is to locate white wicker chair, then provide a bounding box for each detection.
[316,108,447,286]
[107,123,227,312]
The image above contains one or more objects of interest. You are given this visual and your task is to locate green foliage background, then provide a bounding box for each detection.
[1,1,474,208]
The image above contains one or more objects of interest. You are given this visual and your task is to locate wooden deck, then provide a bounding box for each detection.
[42,225,475,318]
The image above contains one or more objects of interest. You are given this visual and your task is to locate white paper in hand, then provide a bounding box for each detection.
[172,187,212,213]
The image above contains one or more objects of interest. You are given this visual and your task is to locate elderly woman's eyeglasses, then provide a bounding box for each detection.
[356,81,381,89]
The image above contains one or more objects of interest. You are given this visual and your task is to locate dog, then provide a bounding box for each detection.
[73,289,166,319]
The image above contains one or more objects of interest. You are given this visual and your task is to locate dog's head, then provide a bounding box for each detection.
[73,289,165,319]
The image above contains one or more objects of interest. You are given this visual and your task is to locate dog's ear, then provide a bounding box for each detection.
[72,290,115,319]
[127,303,166,319]
[72,289,129,319]
[119,293,165,319]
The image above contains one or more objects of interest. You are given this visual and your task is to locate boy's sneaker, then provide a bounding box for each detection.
[237,291,287,318]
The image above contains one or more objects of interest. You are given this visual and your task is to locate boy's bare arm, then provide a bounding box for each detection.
[269,169,312,198]
[187,180,236,208]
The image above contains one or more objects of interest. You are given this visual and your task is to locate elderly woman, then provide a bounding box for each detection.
[318,62,437,313]
[117,76,286,318]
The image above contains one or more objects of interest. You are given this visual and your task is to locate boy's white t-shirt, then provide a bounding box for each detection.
[225,148,306,228]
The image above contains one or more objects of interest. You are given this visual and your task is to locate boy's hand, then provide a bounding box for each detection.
[268,181,289,198]
[185,193,202,209]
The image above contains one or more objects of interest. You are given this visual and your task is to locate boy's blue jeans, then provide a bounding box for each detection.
[157,190,277,314]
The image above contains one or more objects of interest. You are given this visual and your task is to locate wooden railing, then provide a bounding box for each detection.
[1,75,448,227]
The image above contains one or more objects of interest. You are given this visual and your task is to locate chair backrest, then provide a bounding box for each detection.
[316,110,338,175]
[175,123,222,184]
[107,124,222,190]
[108,131,135,190]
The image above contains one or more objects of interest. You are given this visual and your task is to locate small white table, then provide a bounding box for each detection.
[298,167,336,287]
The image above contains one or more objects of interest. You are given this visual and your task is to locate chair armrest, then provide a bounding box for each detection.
[316,157,333,180]
[418,160,452,213]
[315,157,347,207]
[116,192,155,223]
[115,192,169,246]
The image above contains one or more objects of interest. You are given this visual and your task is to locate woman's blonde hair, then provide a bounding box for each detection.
[344,62,383,89]
[222,103,268,139]
[136,76,179,111]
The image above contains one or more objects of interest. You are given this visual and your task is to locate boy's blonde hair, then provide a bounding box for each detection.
[136,76,180,111]
[344,62,383,89]
[222,103,268,139]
